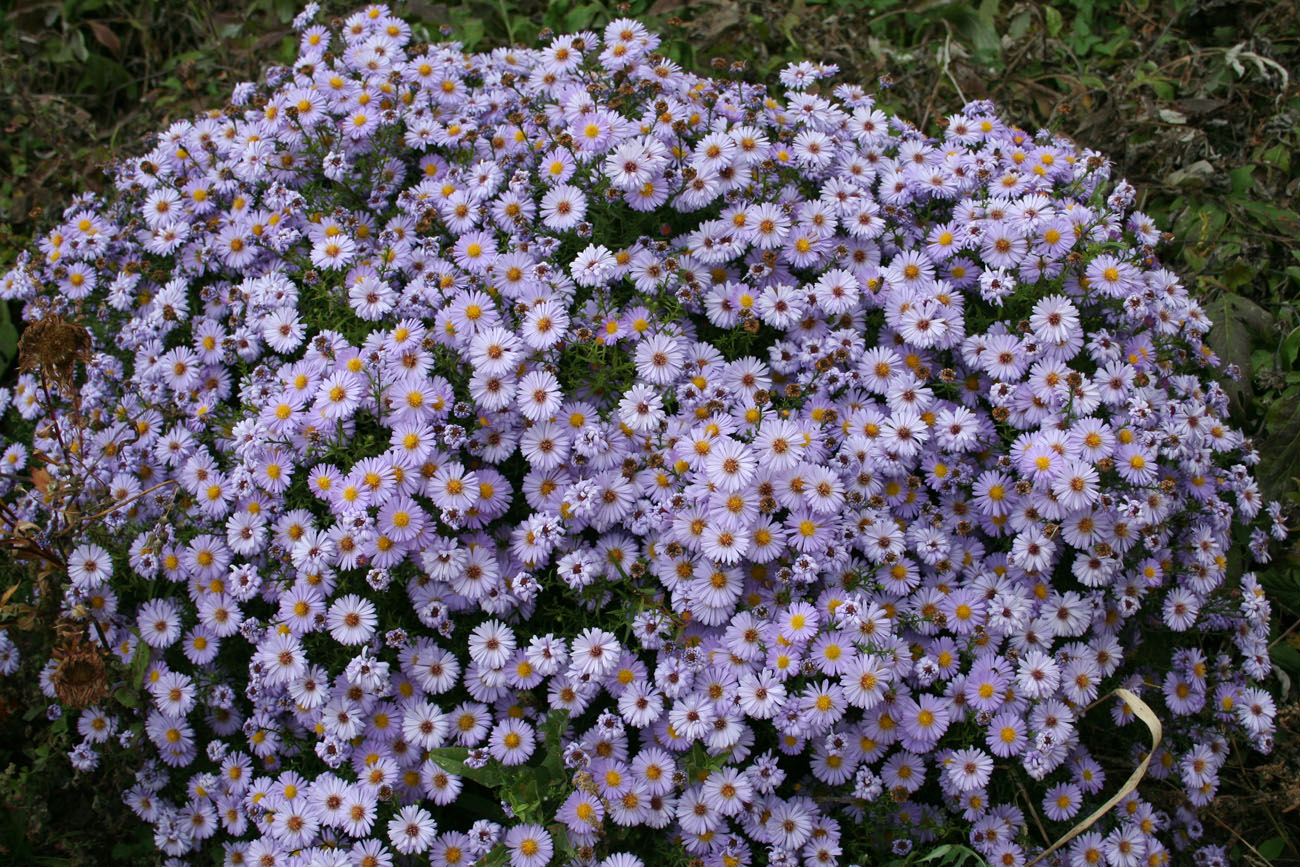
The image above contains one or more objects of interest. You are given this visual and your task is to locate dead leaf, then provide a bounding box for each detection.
[86,21,121,56]
[647,0,689,15]
[1175,97,1226,117]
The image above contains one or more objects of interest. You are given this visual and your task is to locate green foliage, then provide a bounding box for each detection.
[0,303,17,380]
[0,0,296,259]
[0,639,155,864]
[908,844,990,866]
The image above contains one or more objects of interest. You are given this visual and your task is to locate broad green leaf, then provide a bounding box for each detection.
[565,3,603,33]
[1205,292,1271,416]
[272,0,298,24]
[943,0,1002,65]
[541,707,570,780]
[429,746,503,788]
[1044,6,1063,36]
[1281,327,1300,369]
[1260,144,1291,173]
[1256,389,1300,502]
[1223,260,1252,290]
[458,17,486,50]
[1271,639,1300,679]
[1239,199,1300,236]
[1258,837,1285,861]
[916,843,988,865]
[483,843,509,867]
[130,634,151,684]
[507,771,541,820]
[917,844,958,863]
[542,707,569,751]
[0,303,18,379]
[1228,164,1255,195]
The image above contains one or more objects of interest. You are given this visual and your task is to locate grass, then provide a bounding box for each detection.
[1,0,1298,862]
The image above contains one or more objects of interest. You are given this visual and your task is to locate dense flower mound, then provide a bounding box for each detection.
[0,3,1287,866]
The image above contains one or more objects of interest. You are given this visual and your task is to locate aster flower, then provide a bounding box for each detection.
[516,370,563,422]
[67,543,113,590]
[0,12,1279,864]
[944,747,994,793]
[326,594,377,645]
[137,599,183,648]
[540,184,587,231]
[570,628,621,679]
[778,602,819,644]
[504,823,553,867]
[468,619,516,670]
[488,719,536,766]
[899,694,951,751]
[387,803,436,855]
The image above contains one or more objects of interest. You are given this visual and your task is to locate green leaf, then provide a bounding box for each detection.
[944,0,1002,65]
[1093,33,1132,57]
[70,29,89,62]
[1271,638,1300,679]
[918,845,959,863]
[129,636,151,684]
[1228,164,1256,196]
[1260,144,1291,173]
[1282,327,1300,369]
[542,707,569,752]
[1222,259,1252,290]
[565,3,603,33]
[506,770,542,820]
[429,746,502,788]
[1256,388,1300,502]
[272,0,298,24]
[1205,292,1272,415]
[1008,9,1033,40]
[1258,837,1285,861]
[540,707,570,780]
[458,17,485,50]
[915,843,988,865]
[0,303,18,379]
[482,843,509,867]
[1238,199,1300,236]
[1044,6,1063,36]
